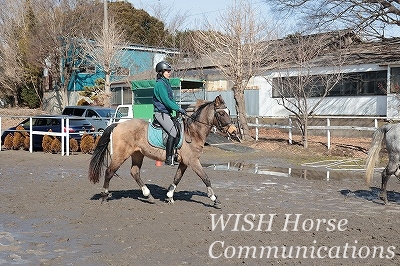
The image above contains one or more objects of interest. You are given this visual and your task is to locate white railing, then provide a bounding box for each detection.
[248,116,393,149]
[0,115,93,156]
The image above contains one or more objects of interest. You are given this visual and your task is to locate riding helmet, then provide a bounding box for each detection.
[155,61,172,73]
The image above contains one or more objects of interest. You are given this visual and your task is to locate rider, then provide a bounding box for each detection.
[153,61,187,165]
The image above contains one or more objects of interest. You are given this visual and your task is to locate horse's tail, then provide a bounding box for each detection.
[88,123,118,184]
[365,125,387,186]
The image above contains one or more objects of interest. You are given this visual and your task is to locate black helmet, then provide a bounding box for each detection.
[155,61,172,73]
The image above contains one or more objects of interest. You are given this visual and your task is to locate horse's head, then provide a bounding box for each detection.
[213,95,238,139]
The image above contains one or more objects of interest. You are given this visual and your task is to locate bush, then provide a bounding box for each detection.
[21,87,40,108]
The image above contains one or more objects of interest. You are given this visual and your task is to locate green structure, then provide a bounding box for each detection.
[131,78,205,120]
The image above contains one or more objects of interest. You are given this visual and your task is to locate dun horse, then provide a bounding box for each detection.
[88,95,237,208]
[365,123,400,204]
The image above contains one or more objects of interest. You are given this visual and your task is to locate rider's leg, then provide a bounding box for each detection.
[154,112,178,165]
[165,134,176,165]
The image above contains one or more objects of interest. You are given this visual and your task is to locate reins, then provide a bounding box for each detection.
[184,105,229,130]
[181,102,231,143]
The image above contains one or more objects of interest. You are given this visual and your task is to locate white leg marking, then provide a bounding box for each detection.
[207,187,216,201]
[141,186,150,197]
[166,184,176,198]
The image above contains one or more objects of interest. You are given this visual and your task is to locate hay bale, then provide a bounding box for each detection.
[23,135,30,150]
[80,133,95,154]
[12,125,26,150]
[50,138,61,154]
[42,129,54,153]
[3,133,14,150]
[69,138,79,153]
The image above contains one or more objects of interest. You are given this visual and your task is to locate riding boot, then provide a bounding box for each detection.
[165,135,175,166]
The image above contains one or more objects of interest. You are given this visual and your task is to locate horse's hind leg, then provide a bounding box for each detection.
[130,152,154,203]
[102,159,125,201]
[380,161,396,204]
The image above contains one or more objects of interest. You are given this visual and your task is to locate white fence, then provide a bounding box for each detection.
[0,115,93,156]
[248,116,390,149]
[1,114,395,156]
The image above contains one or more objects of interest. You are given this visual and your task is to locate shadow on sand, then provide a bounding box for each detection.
[340,187,400,205]
[90,183,214,207]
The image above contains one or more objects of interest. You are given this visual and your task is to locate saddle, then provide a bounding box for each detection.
[147,116,184,149]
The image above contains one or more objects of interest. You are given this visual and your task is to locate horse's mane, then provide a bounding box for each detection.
[186,101,213,127]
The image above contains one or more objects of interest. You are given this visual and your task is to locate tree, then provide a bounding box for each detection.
[0,0,167,110]
[191,0,278,140]
[0,0,43,108]
[265,0,400,39]
[81,13,126,107]
[272,32,348,148]
[109,1,168,46]
[0,0,104,109]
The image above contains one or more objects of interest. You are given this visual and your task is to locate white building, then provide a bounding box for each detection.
[182,32,400,119]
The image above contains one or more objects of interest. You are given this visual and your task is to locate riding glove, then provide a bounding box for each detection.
[178,108,187,116]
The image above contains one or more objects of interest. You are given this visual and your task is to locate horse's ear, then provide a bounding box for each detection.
[214,94,224,107]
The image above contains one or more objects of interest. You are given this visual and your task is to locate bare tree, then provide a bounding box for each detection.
[149,3,189,47]
[0,0,104,109]
[192,0,278,140]
[80,16,126,107]
[0,1,25,106]
[272,32,349,148]
[266,0,400,39]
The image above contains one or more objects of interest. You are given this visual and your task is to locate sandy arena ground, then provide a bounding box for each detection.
[0,142,399,266]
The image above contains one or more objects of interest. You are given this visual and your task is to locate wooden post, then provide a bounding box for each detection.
[327,118,331,149]
[255,117,259,141]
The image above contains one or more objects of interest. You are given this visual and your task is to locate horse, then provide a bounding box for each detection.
[88,95,237,208]
[365,123,400,204]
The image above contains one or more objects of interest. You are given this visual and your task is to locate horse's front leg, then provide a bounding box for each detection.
[191,160,221,208]
[166,162,188,204]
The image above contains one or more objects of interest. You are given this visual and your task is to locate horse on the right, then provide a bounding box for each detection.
[365,123,400,204]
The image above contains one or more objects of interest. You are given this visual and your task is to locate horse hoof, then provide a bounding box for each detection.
[147,195,155,204]
[213,199,222,209]
[166,197,174,204]
[100,192,111,203]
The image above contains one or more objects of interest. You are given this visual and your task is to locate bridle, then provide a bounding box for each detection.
[183,104,237,137]
[213,107,233,132]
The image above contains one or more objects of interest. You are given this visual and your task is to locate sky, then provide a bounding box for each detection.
[125,0,400,37]
[126,0,273,30]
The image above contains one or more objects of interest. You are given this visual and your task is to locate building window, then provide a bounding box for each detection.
[272,70,387,98]
[390,67,400,93]
[111,87,133,105]
[114,67,130,76]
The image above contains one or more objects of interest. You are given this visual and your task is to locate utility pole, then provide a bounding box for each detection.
[103,0,111,107]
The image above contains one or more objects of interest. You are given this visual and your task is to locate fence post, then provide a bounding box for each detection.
[288,117,292,144]
[29,117,33,153]
[255,117,259,141]
[66,118,70,156]
[61,117,65,156]
[374,118,378,128]
[327,118,331,149]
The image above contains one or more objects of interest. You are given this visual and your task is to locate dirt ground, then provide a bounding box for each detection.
[0,142,399,265]
[0,108,399,265]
